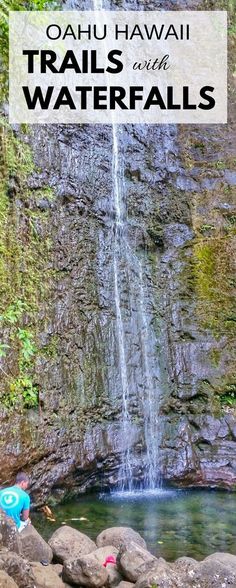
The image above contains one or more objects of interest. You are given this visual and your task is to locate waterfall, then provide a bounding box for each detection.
[112,128,133,489]
[112,130,162,491]
[138,262,161,489]
[93,0,163,491]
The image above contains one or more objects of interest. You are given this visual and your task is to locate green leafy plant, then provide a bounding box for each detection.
[0,299,26,324]
[9,376,38,408]
[219,383,236,407]
[199,224,216,234]
[0,301,38,408]
[17,328,36,362]
[220,394,236,407]
[0,343,10,358]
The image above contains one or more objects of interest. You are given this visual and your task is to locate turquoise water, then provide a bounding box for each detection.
[32,489,236,561]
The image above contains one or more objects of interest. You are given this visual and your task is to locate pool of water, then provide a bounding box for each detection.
[32,488,236,561]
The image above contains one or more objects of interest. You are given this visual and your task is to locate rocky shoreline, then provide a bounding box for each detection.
[0,509,236,587]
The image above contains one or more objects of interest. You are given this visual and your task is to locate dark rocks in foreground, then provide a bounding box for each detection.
[1,511,236,588]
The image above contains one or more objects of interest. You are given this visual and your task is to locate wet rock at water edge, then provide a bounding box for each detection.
[185,552,236,587]
[117,541,157,582]
[20,524,53,563]
[134,558,184,588]
[49,525,96,564]
[96,528,147,551]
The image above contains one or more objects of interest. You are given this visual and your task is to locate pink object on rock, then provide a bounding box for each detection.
[103,555,117,567]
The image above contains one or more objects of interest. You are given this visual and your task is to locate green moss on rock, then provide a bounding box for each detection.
[0,117,55,410]
[192,235,235,336]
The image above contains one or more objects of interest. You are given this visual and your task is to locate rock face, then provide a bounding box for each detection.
[20,525,53,563]
[49,526,96,564]
[0,0,235,497]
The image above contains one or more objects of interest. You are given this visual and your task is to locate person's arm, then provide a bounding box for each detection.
[21,508,30,521]
[21,494,30,521]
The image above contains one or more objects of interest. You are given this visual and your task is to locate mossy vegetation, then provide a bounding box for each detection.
[185,188,236,410]
[0,118,33,308]
[0,0,59,410]
[202,0,236,37]
[41,334,59,359]
[177,0,236,413]
[193,234,235,336]
[220,388,236,407]
[0,0,60,102]
[0,117,55,409]
[0,301,38,407]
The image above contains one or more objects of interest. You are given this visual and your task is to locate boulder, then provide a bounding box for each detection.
[134,558,183,588]
[0,510,21,554]
[63,552,109,587]
[96,528,146,551]
[117,541,157,582]
[89,546,121,588]
[90,545,118,565]
[135,553,236,588]
[0,570,18,588]
[186,552,236,587]
[202,551,236,572]
[21,524,53,563]
[49,525,96,564]
[173,556,197,574]
[0,548,35,588]
[31,562,67,588]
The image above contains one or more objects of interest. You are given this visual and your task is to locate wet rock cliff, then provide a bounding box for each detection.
[0,0,235,503]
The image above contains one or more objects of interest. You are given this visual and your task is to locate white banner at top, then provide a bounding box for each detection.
[9,10,227,124]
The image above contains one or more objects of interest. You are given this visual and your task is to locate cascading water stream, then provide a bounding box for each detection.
[93,0,162,491]
[138,262,160,489]
[112,134,162,491]
[112,129,133,489]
